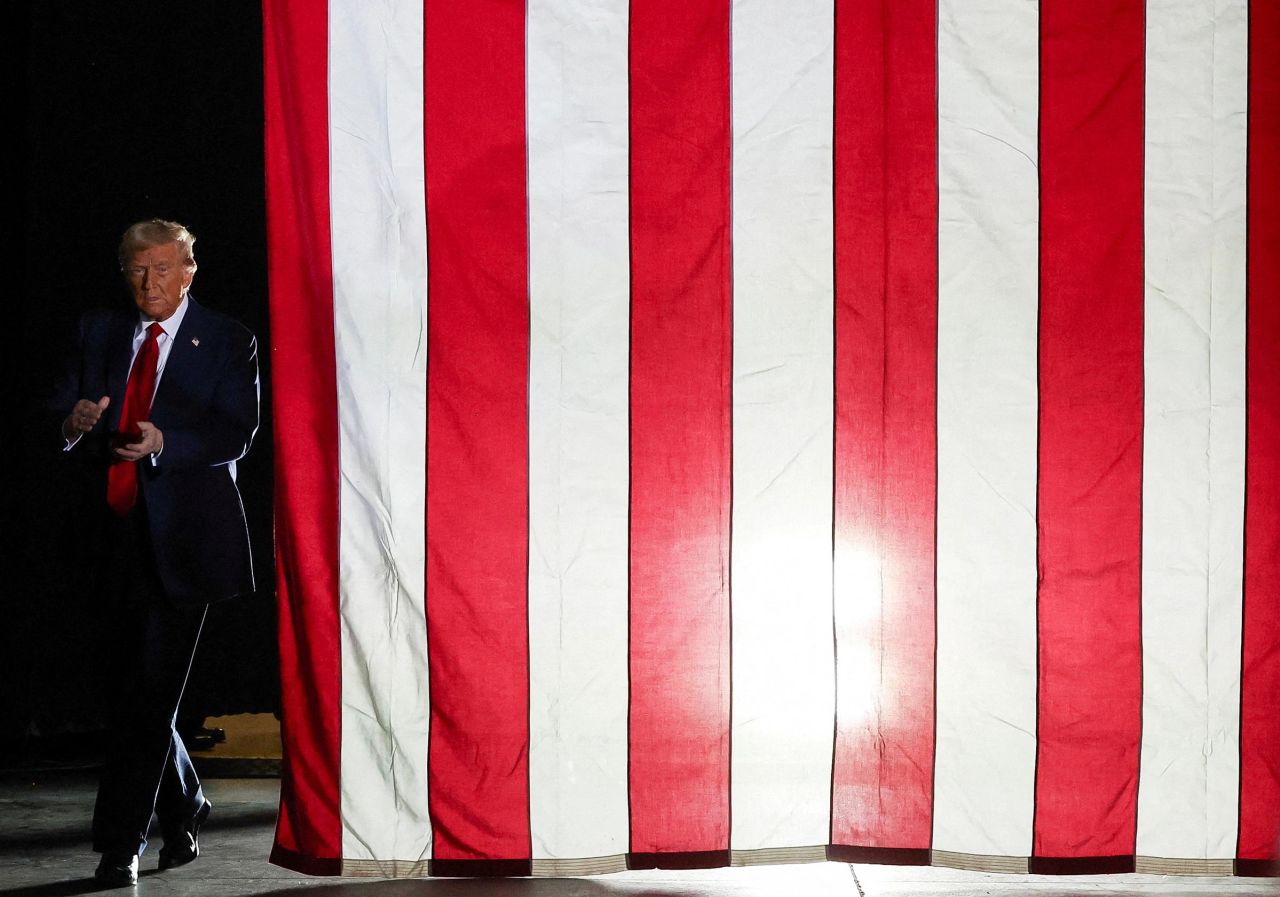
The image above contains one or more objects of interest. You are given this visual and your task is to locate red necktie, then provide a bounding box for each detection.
[107,322,163,515]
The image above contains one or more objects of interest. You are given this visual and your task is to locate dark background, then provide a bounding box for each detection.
[8,2,278,752]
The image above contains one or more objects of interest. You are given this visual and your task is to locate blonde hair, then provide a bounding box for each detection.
[118,219,197,271]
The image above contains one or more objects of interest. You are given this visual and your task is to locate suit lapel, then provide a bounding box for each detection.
[106,312,137,432]
[150,298,205,424]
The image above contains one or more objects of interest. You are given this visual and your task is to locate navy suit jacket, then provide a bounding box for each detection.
[53,296,259,605]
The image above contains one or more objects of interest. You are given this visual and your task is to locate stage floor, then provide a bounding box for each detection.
[0,771,1274,897]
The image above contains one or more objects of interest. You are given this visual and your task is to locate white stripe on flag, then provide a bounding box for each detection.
[933,0,1040,860]
[1137,0,1248,860]
[730,0,836,852]
[330,0,432,863]
[525,0,632,862]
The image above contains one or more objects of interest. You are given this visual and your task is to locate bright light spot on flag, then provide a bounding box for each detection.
[732,526,835,745]
[836,543,883,625]
[834,542,883,726]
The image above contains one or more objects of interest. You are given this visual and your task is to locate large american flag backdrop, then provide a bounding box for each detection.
[263,0,1279,880]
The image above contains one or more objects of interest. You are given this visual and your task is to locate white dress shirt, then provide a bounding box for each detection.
[127,295,189,391]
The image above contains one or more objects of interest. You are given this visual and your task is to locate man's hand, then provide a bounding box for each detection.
[63,396,110,441]
[114,421,164,461]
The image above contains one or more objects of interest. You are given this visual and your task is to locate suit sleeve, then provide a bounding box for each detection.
[155,329,260,470]
[47,314,105,456]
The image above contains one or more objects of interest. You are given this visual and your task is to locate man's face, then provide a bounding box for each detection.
[124,241,193,322]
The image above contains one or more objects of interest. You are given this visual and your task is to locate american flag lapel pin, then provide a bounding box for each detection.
[191,338,200,347]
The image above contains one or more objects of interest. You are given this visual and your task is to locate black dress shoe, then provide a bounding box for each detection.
[187,732,217,751]
[157,800,211,871]
[94,851,139,887]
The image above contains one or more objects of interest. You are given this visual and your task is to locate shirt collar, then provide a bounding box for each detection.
[137,295,190,339]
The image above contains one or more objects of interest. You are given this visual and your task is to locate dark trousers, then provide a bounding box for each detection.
[91,497,208,856]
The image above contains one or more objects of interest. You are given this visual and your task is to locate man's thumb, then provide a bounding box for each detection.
[98,396,110,410]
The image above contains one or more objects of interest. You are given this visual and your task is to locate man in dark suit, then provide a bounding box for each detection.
[54,219,259,887]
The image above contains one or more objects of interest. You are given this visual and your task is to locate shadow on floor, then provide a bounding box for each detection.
[0,806,280,851]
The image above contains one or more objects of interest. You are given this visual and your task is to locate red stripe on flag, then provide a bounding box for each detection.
[263,0,342,874]
[628,0,733,858]
[1034,0,1145,861]
[424,0,531,863]
[1239,0,1280,869]
[830,0,938,852]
